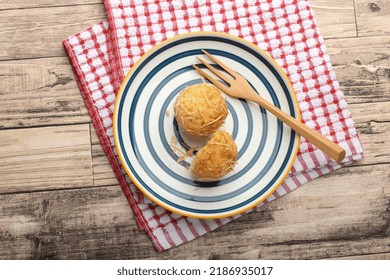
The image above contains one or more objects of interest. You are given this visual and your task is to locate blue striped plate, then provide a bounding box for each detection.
[114,32,300,219]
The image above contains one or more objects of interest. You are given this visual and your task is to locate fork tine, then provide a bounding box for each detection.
[196,56,232,85]
[202,50,237,78]
[192,64,229,92]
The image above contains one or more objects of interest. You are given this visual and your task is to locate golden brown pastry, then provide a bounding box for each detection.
[191,130,237,179]
[174,84,228,137]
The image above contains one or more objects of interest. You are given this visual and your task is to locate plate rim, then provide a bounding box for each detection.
[113,31,301,219]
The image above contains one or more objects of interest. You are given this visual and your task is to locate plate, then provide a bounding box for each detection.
[114,32,300,219]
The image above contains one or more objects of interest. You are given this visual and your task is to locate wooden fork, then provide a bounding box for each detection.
[193,50,346,163]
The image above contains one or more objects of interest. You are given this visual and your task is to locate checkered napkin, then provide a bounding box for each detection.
[63,0,363,251]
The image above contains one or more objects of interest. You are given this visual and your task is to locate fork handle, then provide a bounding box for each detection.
[251,94,346,163]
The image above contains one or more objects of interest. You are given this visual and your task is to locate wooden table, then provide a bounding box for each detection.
[0,0,389,260]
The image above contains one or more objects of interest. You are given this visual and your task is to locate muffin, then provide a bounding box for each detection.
[191,130,238,179]
[174,84,228,137]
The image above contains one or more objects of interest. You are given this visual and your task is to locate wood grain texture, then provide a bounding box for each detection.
[311,0,357,38]
[1,37,388,129]
[325,36,390,104]
[90,125,118,187]
[0,0,101,11]
[0,186,142,260]
[331,253,390,260]
[355,0,390,36]
[0,124,92,194]
[0,4,106,60]
[0,0,389,260]
[162,164,390,260]
[349,102,390,166]
[0,0,358,61]
[0,164,388,259]
[0,57,90,129]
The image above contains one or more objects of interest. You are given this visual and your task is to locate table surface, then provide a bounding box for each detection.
[0,0,389,260]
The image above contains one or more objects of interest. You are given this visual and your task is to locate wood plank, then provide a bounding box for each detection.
[87,101,390,189]
[0,185,145,260]
[0,124,93,194]
[325,36,390,104]
[0,3,385,131]
[1,34,387,131]
[0,1,358,61]
[355,0,390,36]
[331,252,390,260]
[349,101,390,166]
[0,0,387,261]
[163,164,390,260]
[0,164,388,259]
[0,57,90,129]
[310,0,357,39]
[352,121,390,166]
[350,101,390,123]
[326,36,390,66]
[233,236,390,260]
[0,0,101,10]
[90,125,118,187]
[0,4,106,61]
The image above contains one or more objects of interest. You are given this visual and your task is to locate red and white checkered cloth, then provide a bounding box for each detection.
[63,0,363,251]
